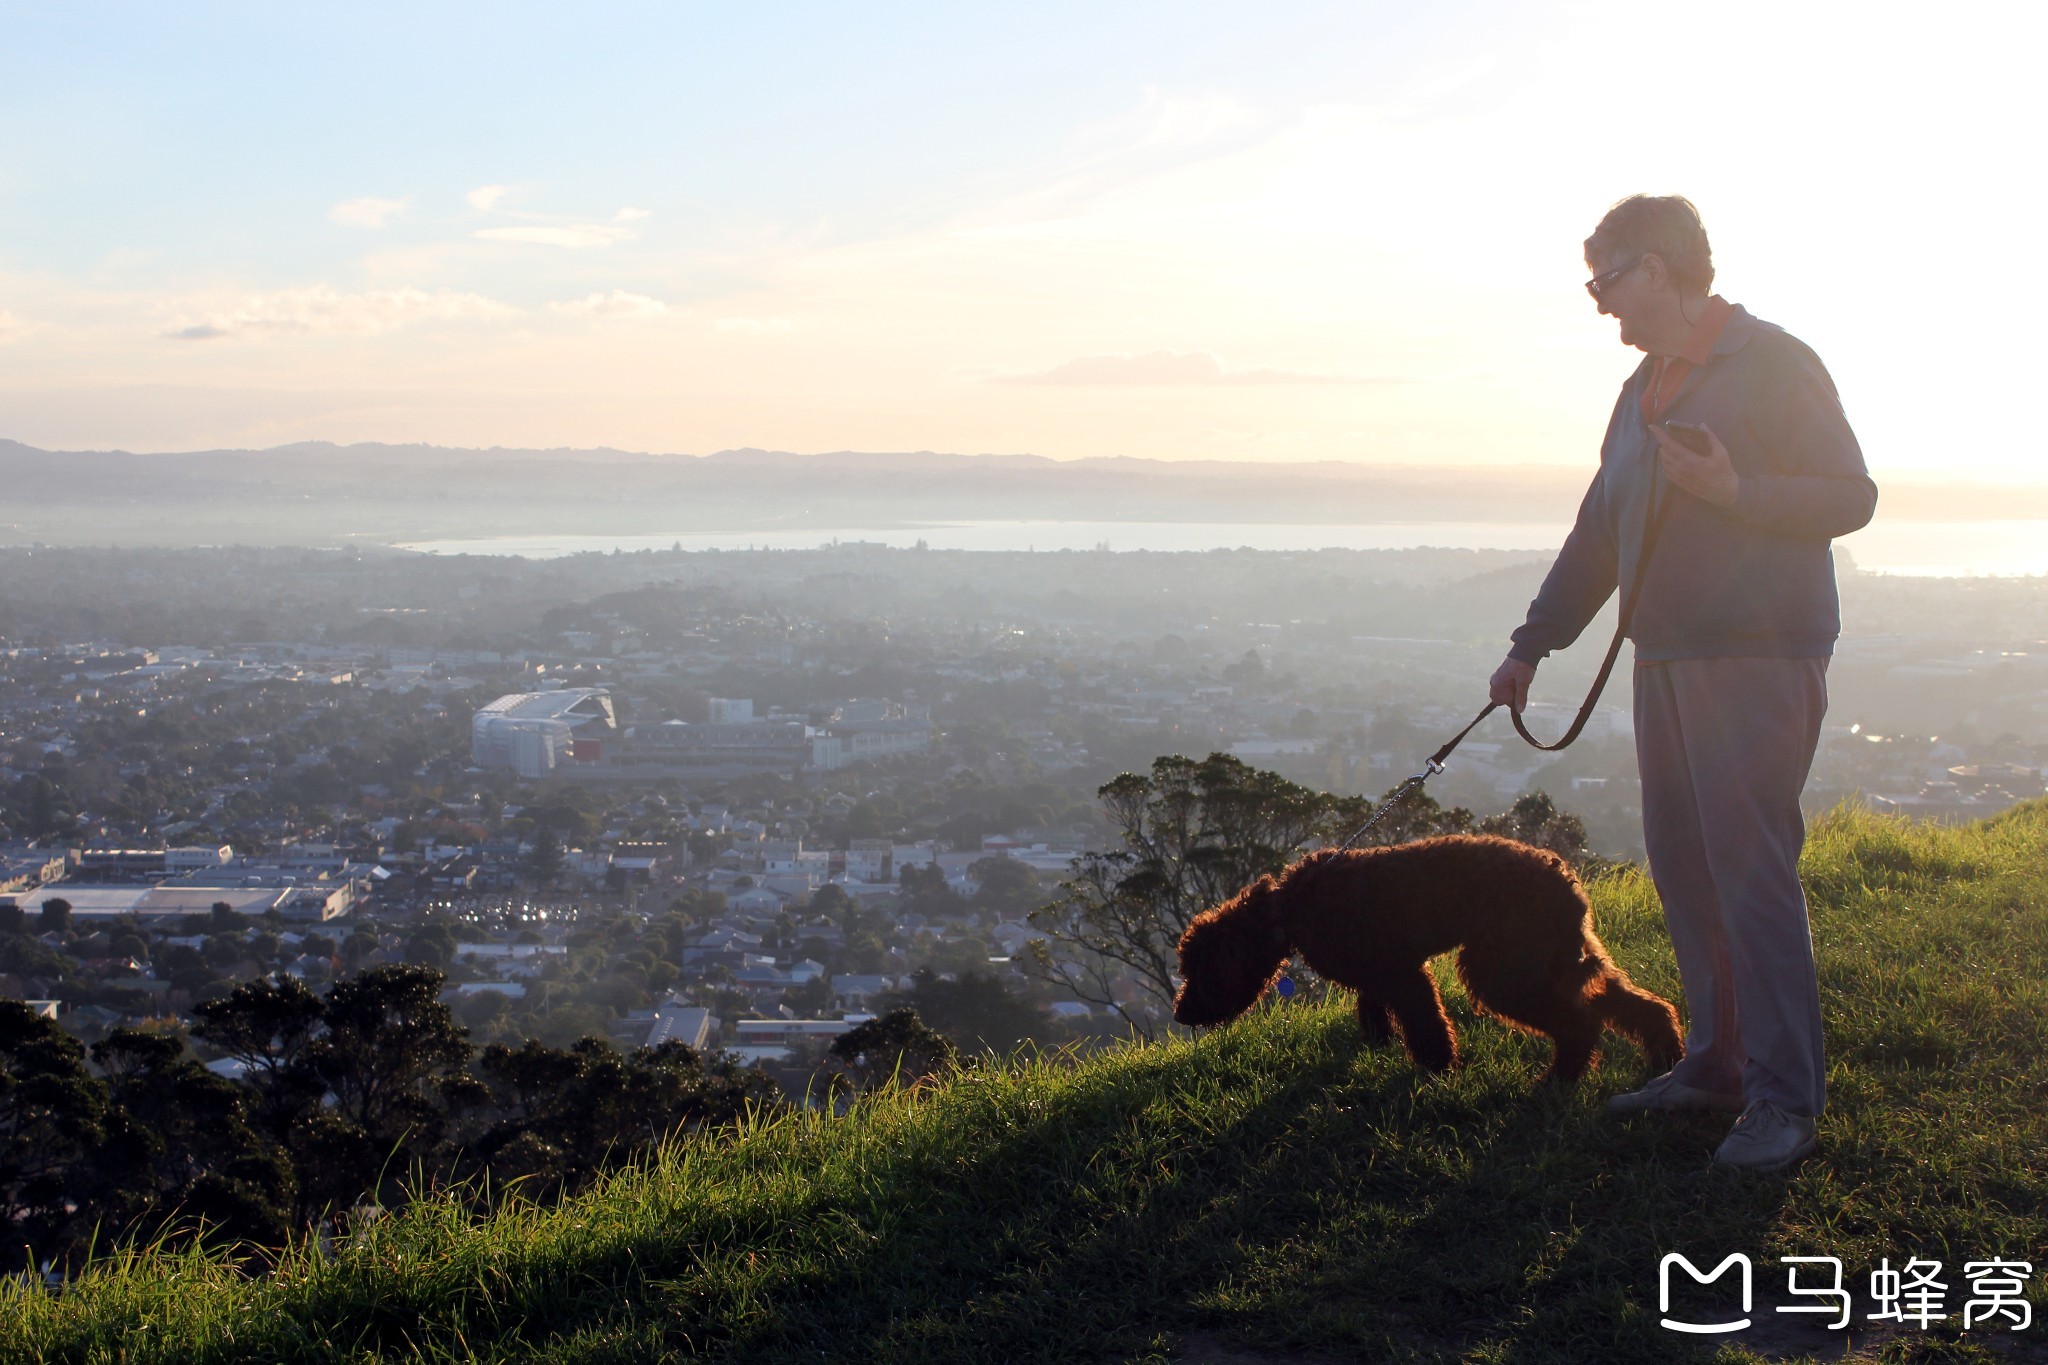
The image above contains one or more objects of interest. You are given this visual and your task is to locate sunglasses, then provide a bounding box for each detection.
[1584,256,1645,299]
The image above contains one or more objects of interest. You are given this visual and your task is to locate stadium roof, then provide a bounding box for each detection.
[475,688,615,726]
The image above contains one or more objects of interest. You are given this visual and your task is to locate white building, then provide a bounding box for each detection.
[825,699,932,761]
[0,884,312,922]
[891,842,939,873]
[166,844,235,872]
[620,717,815,776]
[728,1017,865,1064]
[644,1004,712,1050]
[844,839,891,882]
[471,688,617,778]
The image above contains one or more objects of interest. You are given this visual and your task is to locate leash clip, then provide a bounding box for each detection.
[1333,725,1478,853]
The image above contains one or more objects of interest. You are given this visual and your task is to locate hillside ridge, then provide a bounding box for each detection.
[7,801,2048,1363]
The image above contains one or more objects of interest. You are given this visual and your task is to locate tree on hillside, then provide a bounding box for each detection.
[1024,752,1477,1040]
[668,887,725,923]
[828,1009,956,1092]
[899,863,965,920]
[1220,649,1266,690]
[1023,754,1333,1039]
[456,989,514,1034]
[527,827,565,888]
[329,932,376,975]
[12,773,64,838]
[808,883,853,918]
[779,975,836,1018]
[0,999,108,1266]
[305,966,472,1166]
[189,973,325,1123]
[841,799,892,842]
[87,1028,294,1250]
[38,897,71,934]
[967,857,1042,920]
[1344,784,1476,850]
[470,1037,780,1193]
[875,968,1051,1055]
[405,922,458,971]
[190,972,340,1226]
[523,799,598,845]
[1477,791,1592,867]
[833,906,892,975]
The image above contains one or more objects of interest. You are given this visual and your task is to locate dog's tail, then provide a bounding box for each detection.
[1587,971,1684,1071]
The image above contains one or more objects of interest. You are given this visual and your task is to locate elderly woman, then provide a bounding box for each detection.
[1489,194,1876,1171]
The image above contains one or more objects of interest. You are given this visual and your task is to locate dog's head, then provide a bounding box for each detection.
[1172,875,1291,1027]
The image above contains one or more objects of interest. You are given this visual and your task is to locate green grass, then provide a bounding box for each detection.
[9,803,2048,1364]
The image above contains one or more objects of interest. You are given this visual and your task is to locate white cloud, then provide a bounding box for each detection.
[161,285,519,340]
[472,224,633,250]
[712,316,793,334]
[1128,86,1260,152]
[0,310,29,344]
[614,206,652,222]
[329,196,409,229]
[466,184,512,212]
[985,87,1270,223]
[1003,350,1362,386]
[549,290,671,318]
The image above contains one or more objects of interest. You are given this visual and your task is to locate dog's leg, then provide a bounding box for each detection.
[1467,979,1603,1085]
[1541,1015,1603,1085]
[1383,968,1458,1073]
[1589,972,1685,1073]
[1353,992,1395,1045]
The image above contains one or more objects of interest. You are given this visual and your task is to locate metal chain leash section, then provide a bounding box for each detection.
[1331,761,1443,853]
[1332,703,1495,853]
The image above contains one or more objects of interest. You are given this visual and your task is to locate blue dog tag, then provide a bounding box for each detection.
[1275,975,1297,999]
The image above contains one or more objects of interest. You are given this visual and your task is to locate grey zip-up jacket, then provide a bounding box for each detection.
[1508,303,1877,665]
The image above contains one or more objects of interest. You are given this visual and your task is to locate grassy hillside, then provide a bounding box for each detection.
[8,804,2048,1364]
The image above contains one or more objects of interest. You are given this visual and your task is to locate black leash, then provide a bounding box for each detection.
[1334,470,1676,853]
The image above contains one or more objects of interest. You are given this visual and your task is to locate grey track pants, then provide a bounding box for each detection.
[1633,655,1830,1117]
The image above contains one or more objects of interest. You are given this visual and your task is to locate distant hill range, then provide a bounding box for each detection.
[0,439,2016,549]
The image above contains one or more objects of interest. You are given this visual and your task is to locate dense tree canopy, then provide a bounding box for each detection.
[5,967,786,1274]
[875,969,1050,1055]
[828,1009,956,1092]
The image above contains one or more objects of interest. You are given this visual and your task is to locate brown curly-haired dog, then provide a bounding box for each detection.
[1172,835,1682,1083]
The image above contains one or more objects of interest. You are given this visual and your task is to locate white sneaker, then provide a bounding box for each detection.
[1714,1100,1817,1171]
[1605,1071,1746,1115]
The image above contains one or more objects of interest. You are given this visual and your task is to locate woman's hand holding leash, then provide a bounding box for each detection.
[1402,437,1681,839]
[1489,656,1535,714]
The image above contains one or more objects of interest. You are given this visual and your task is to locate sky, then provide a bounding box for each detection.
[0,1,2040,478]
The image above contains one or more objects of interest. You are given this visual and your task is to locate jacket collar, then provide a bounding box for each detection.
[1710,301,1760,356]
[1627,301,1758,386]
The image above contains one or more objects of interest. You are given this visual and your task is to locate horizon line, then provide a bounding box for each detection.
[0,436,2031,486]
